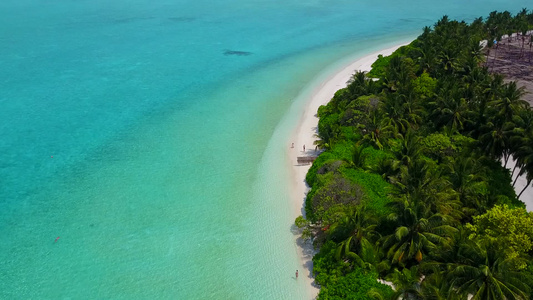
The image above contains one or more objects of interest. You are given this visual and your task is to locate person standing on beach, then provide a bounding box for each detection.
[303,145,305,152]
[296,270,298,279]
[291,143,294,148]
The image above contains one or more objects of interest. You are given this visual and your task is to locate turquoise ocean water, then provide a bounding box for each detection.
[0,0,530,298]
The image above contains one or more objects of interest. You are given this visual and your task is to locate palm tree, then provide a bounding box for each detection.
[462,68,490,136]
[417,44,438,75]
[485,80,527,166]
[391,130,424,170]
[438,48,459,75]
[350,144,368,169]
[516,9,529,58]
[388,266,423,300]
[313,134,329,150]
[513,122,533,189]
[422,227,471,297]
[468,38,484,64]
[431,89,469,133]
[447,240,533,299]
[347,70,372,96]
[517,169,532,200]
[491,35,502,71]
[468,73,503,138]
[382,196,457,267]
[359,109,393,150]
[333,206,381,269]
[315,116,340,150]
[485,38,494,68]
[477,120,516,162]
[402,90,424,129]
[370,157,400,183]
[444,155,489,218]
[519,27,528,59]
[528,35,533,62]
[391,159,461,222]
[483,73,504,104]
[419,266,461,300]
[490,81,527,124]
[380,92,411,136]
[514,134,533,199]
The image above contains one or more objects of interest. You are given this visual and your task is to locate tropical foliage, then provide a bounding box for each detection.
[295,9,533,299]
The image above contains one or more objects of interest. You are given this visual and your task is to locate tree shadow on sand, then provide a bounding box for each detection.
[291,212,320,290]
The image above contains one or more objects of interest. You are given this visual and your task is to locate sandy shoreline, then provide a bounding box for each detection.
[287,43,409,298]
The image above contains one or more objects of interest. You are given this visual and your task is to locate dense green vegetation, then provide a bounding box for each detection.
[296,10,533,299]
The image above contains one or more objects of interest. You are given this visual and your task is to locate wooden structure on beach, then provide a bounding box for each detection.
[297,156,317,165]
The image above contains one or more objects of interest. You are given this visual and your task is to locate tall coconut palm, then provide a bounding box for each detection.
[392,160,461,221]
[528,35,533,62]
[519,27,528,59]
[346,70,379,97]
[468,38,485,64]
[315,115,340,150]
[420,274,450,300]
[420,266,463,300]
[491,35,502,71]
[333,206,380,269]
[381,92,411,136]
[512,121,533,187]
[382,196,457,267]
[390,157,459,216]
[447,240,533,299]
[393,130,423,168]
[445,155,489,218]
[478,120,516,162]
[438,48,460,75]
[417,44,438,75]
[517,168,533,200]
[359,109,393,150]
[350,144,368,170]
[389,266,423,300]
[432,90,469,133]
[463,69,491,136]
[485,37,494,68]
[514,136,533,199]
[490,81,528,124]
[402,90,424,129]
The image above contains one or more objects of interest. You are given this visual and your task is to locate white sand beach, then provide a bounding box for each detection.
[286,43,409,298]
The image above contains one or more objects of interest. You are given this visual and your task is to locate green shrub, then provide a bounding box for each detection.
[306,153,342,187]
[362,147,394,170]
[366,44,416,79]
[366,54,391,79]
[420,133,454,161]
[318,268,394,300]
[313,241,350,286]
[412,71,437,100]
[340,167,392,216]
[308,172,363,223]
[332,141,358,161]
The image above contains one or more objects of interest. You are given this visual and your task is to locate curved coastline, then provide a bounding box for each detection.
[286,42,411,298]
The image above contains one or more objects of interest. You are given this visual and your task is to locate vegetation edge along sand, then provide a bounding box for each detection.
[287,43,410,298]
[290,10,533,299]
